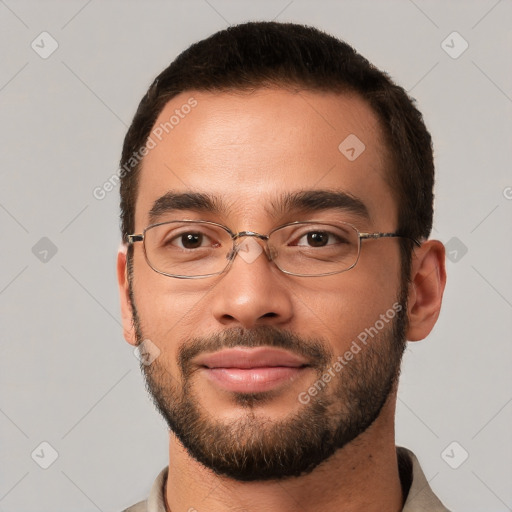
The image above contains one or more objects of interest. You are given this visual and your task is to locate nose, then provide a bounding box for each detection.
[211,237,294,329]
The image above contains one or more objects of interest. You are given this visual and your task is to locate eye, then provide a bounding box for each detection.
[161,227,220,250]
[173,232,208,249]
[294,230,346,247]
[300,231,330,247]
[149,222,225,254]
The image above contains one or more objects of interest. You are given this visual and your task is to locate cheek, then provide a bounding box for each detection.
[291,254,402,352]
[133,282,205,334]
[130,251,208,346]
[131,279,207,378]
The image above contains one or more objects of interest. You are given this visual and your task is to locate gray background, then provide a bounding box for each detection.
[1,0,511,510]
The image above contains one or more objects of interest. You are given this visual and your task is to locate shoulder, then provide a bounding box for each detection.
[398,447,451,512]
[121,500,147,512]
[120,466,168,512]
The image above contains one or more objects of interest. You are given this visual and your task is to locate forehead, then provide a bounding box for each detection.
[135,88,396,229]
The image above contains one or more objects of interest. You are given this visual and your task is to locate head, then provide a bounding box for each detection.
[117,21,446,481]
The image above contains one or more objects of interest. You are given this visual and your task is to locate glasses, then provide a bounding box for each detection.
[127,220,420,279]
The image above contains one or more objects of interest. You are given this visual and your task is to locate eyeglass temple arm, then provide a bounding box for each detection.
[127,234,144,243]
[359,232,421,247]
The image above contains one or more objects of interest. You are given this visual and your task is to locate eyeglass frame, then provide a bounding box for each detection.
[127,219,421,279]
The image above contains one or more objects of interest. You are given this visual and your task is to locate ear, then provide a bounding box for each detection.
[117,244,137,346]
[406,240,446,342]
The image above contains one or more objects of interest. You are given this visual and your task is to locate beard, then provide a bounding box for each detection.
[129,282,408,482]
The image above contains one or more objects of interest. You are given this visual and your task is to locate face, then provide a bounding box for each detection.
[124,89,409,481]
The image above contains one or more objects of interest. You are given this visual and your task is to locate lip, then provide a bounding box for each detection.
[195,347,311,393]
[195,347,310,369]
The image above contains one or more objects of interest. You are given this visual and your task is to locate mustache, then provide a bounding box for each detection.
[178,325,332,375]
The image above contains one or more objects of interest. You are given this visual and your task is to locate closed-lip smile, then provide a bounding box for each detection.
[194,347,311,393]
[195,347,310,369]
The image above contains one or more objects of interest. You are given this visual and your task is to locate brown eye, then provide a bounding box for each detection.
[295,230,345,247]
[178,232,204,249]
[306,232,330,247]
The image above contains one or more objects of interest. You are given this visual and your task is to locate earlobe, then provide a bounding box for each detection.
[405,240,446,342]
[117,245,137,346]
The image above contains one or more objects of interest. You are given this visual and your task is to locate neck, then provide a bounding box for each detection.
[165,394,403,512]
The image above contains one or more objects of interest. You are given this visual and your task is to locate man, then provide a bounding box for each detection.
[117,21,448,511]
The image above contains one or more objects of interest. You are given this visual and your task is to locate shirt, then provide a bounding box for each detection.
[123,447,450,511]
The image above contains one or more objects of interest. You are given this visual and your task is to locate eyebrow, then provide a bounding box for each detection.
[148,192,223,224]
[147,189,370,225]
[271,190,370,220]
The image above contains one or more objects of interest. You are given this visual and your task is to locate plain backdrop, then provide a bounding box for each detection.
[1,1,511,511]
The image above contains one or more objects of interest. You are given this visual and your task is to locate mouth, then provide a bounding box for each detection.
[194,347,312,393]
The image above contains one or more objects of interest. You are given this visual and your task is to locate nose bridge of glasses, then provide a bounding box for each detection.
[229,231,274,262]
[233,231,269,242]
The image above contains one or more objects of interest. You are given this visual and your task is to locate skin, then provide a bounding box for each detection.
[117,88,446,512]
